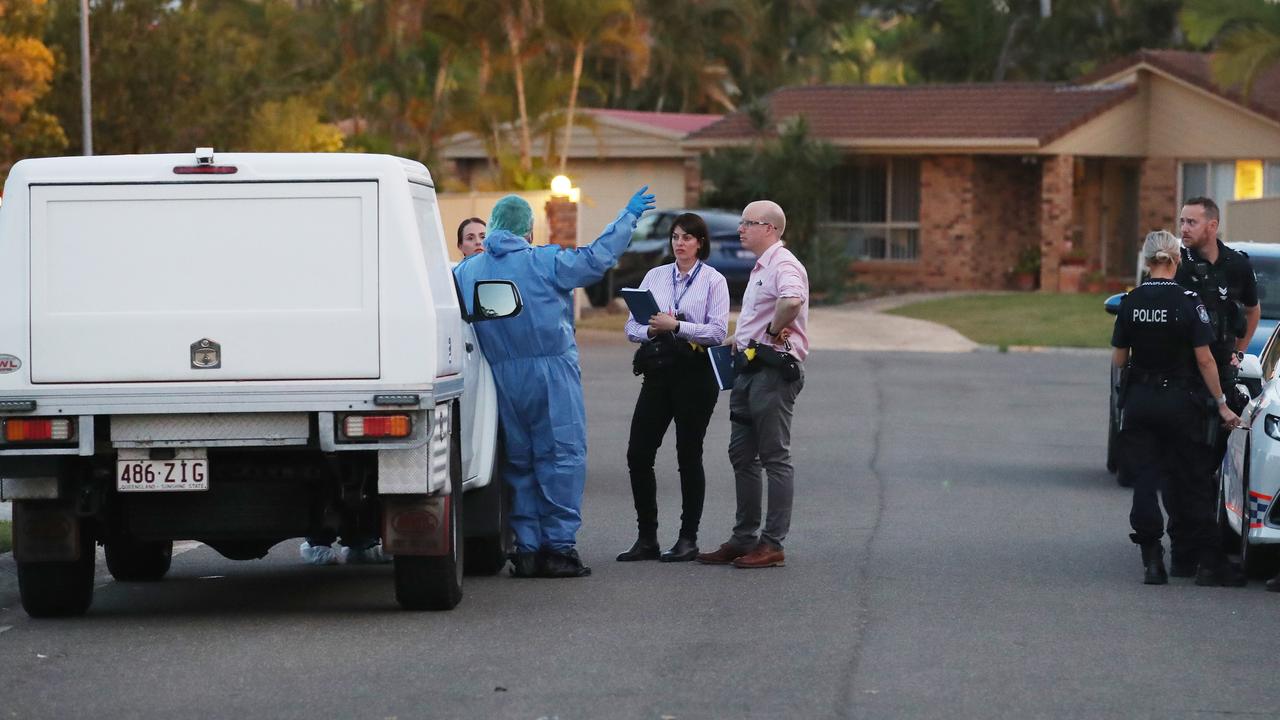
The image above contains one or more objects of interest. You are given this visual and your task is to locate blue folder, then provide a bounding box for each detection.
[708,345,735,391]
[621,288,661,324]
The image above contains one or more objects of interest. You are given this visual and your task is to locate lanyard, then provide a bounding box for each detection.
[671,261,703,314]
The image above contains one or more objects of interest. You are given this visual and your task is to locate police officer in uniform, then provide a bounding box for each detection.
[1169,196,1259,578]
[1113,230,1243,585]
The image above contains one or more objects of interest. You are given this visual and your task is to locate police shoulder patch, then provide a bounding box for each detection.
[1196,304,1210,324]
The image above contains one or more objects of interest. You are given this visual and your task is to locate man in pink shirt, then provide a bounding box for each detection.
[696,200,809,569]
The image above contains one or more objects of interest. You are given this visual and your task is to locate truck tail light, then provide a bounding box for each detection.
[4,417,75,442]
[342,414,411,439]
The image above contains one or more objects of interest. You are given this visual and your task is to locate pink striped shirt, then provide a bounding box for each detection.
[624,261,730,346]
[735,241,810,361]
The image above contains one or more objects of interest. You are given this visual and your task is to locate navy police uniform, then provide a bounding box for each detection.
[1112,279,1218,575]
[1175,240,1257,371]
[1169,240,1257,571]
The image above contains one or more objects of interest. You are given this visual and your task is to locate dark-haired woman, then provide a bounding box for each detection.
[618,213,730,562]
[456,217,486,257]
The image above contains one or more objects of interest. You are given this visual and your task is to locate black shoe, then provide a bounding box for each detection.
[542,549,592,578]
[509,551,540,578]
[1195,562,1247,587]
[660,536,698,562]
[616,537,660,562]
[1266,572,1280,592]
[1139,543,1168,585]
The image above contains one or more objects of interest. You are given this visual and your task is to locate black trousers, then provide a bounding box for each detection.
[1120,383,1222,564]
[1166,367,1237,563]
[626,354,720,540]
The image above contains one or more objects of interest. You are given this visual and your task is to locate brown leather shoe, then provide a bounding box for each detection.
[732,544,785,568]
[695,542,751,565]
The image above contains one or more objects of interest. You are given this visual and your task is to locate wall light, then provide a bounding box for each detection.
[550,175,573,196]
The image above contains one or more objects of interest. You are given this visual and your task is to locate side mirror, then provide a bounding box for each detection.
[470,280,522,322]
[1240,353,1263,399]
[1240,353,1262,382]
[1104,292,1124,316]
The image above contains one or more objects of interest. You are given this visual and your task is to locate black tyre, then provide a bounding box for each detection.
[464,439,511,576]
[394,409,464,611]
[18,527,95,618]
[1106,410,1119,473]
[584,269,614,308]
[105,538,173,582]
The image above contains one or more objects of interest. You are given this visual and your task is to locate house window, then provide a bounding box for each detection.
[1180,160,1280,204]
[823,157,921,261]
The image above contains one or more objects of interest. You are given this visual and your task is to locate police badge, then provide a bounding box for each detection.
[1196,305,1210,324]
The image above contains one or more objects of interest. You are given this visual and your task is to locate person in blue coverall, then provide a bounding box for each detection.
[453,187,656,578]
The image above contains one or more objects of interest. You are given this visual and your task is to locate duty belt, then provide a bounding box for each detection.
[1129,370,1195,389]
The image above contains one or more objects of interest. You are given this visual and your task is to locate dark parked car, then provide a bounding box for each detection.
[585,208,756,306]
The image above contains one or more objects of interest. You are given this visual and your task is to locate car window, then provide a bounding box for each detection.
[630,214,659,243]
[653,214,675,240]
[1252,254,1280,320]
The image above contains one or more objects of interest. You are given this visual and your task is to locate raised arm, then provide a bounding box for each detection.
[553,186,656,291]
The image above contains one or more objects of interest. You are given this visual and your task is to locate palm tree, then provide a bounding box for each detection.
[544,0,648,174]
[499,0,543,173]
[1183,0,1280,101]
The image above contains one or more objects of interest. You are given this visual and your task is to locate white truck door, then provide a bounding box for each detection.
[28,182,380,383]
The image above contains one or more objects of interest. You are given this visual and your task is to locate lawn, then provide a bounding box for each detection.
[0,520,10,555]
[887,292,1116,349]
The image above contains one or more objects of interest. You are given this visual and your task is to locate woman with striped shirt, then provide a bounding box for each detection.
[617,213,731,563]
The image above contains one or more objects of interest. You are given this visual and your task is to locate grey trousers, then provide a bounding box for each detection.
[728,363,804,549]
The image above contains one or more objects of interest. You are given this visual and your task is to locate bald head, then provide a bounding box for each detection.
[745,200,786,235]
[739,199,787,256]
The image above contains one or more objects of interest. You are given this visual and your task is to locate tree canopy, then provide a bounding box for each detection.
[0,1,1273,189]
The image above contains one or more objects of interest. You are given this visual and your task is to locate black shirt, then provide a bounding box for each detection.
[1175,239,1258,360]
[1112,279,1214,375]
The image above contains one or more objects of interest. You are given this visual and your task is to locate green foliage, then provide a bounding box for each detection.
[1183,0,1280,99]
[1,0,1203,192]
[245,97,344,152]
[0,0,66,179]
[700,112,846,300]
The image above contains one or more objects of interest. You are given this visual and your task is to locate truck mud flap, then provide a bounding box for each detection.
[13,501,82,563]
[382,495,450,556]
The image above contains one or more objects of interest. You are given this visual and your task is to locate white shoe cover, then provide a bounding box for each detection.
[299,541,341,565]
[344,543,390,565]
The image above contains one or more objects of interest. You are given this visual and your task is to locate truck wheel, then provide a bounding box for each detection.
[394,417,464,611]
[18,531,96,618]
[105,538,173,582]
[464,440,511,576]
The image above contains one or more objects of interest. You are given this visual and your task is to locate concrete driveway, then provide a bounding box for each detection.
[807,293,978,353]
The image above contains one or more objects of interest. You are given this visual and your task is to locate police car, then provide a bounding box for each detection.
[1104,242,1280,486]
[1219,322,1280,577]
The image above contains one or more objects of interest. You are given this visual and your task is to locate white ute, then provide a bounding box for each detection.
[0,150,519,616]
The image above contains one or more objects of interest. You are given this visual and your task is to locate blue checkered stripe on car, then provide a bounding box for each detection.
[1247,492,1273,529]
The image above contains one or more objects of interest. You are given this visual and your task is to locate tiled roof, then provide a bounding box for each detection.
[684,83,1136,146]
[587,109,722,135]
[1081,49,1280,123]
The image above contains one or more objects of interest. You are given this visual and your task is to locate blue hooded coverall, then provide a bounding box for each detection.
[453,209,639,552]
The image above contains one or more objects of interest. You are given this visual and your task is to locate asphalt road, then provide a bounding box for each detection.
[2,340,1279,719]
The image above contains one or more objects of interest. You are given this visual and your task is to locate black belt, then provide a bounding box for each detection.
[1129,371,1195,389]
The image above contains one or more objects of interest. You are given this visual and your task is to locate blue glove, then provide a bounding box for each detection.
[626,185,656,218]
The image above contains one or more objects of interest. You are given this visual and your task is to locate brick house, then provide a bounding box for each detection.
[683,50,1280,292]
[441,109,719,248]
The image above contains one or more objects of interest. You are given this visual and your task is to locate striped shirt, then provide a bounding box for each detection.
[624,261,730,346]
